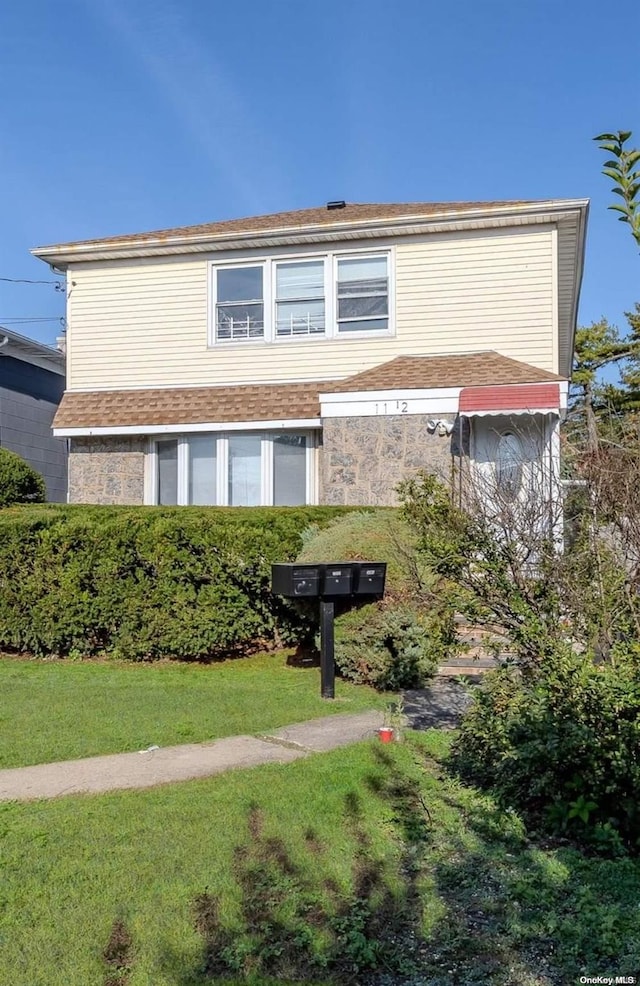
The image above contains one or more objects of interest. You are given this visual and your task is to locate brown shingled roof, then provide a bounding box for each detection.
[53,380,335,430]
[54,354,563,431]
[37,201,541,250]
[323,353,563,392]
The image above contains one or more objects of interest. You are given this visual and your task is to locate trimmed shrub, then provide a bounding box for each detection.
[297,510,458,689]
[0,505,354,661]
[332,602,441,690]
[451,648,640,852]
[297,509,437,601]
[0,448,45,506]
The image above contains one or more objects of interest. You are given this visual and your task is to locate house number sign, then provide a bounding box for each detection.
[374,400,409,415]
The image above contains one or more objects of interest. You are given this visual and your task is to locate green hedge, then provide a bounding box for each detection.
[0,448,45,506]
[0,505,354,661]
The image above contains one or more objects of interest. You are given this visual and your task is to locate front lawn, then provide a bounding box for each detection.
[0,651,387,769]
[1,732,639,985]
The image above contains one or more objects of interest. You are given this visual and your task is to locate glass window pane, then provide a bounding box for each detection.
[276,261,324,299]
[496,433,523,500]
[157,440,178,505]
[274,435,307,505]
[229,435,261,506]
[188,436,217,505]
[338,296,388,319]
[337,256,387,285]
[337,318,388,333]
[217,267,263,303]
[216,303,264,340]
[276,299,325,336]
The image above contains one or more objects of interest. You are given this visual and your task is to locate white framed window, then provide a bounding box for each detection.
[209,249,392,345]
[336,255,389,333]
[215,265,264,341]
[188,435,217,505]
[156,439,178,505]
[275,260,325,337]
[147,431,316,506]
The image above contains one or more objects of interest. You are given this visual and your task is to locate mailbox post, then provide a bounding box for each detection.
[271,561,386,699]
[319,599,335,699]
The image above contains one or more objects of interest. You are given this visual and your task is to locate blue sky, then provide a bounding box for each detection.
[1,0,638,349]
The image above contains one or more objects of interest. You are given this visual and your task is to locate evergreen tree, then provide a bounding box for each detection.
[570,318,634,450]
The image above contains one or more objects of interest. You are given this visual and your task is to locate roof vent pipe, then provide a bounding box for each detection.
[327,200,346,210]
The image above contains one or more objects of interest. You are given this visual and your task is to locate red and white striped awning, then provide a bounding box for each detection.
[459,383,561,416]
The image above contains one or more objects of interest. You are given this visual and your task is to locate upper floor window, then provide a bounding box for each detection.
[275,261,325,337]
[210,250,391,345]
[216,266,264,341]
[337,256,388,333]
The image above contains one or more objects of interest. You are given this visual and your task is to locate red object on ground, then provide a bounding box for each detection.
[378,727,394,743]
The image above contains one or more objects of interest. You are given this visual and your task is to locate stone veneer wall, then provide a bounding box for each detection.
[68,437,146,504]
[320,415,455,506]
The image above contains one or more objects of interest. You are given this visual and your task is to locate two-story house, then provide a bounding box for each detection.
[32,199,588,508]
[0,327,67,502]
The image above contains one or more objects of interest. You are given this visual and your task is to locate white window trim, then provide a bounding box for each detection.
[272,258,327,340]
[144,430,317,506]
[333,252,393,337]
[207,247,394,347]
[211,260,267,344]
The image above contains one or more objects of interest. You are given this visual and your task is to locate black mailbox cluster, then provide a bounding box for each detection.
[271,562,386,599]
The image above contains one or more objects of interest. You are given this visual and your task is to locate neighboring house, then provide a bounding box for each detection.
[31,199,588,508]
[0,328,67,502]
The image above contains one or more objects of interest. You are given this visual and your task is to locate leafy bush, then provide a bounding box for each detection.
[451,648,640,852]
[297,509,437,601]
[0,505,353,660]
[297,510,458,688]
[332,603,444,690]
[0,448,45,506]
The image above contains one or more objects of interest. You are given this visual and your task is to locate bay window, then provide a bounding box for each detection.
[149,432,314,506]
[188,435,217,505]
[228,435,262,506]
[273,434,307,505]
[156,439,178,505]
[210,250,391,343]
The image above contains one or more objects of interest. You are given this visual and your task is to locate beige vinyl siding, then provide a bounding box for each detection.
[396,226,555,373]
[67,226,555,391]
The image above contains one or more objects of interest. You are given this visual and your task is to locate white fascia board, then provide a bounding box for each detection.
[54,418,322,438]
[319,387,462,404]
[559,380,569,408]
[319,386,461,418]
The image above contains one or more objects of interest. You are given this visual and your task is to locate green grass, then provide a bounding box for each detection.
[0,652,387,768]
[1,732,639,985]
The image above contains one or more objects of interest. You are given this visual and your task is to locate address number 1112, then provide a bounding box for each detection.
[374,400,408,414]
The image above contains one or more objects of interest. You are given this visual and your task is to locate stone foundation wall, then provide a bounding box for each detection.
[69,437,146,504]
[320,415,455,506]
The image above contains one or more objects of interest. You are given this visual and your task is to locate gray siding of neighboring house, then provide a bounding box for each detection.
[0,355,67,502]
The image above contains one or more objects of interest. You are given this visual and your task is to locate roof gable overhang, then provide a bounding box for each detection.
[32,200,588,267]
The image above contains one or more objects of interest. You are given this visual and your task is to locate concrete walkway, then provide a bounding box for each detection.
[0,676,480,804]
[0,710,384,803]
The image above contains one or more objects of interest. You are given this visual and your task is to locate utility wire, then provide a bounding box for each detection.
[0,276,62,285]
[0,317,65,324]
